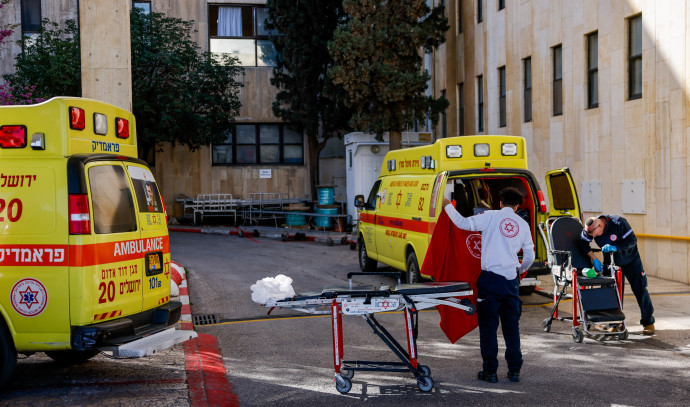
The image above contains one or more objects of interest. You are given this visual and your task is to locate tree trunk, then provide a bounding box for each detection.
[307,134,324,201]
[389,129,402,150]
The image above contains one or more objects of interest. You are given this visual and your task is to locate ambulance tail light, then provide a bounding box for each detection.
[0,125,27,148]
[161,195,168,224]
[70,107,86,130]
[537,190,548,212]
[69,194,91,235]
[116,117,130,139]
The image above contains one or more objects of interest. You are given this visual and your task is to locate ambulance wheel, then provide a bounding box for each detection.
[572,327,584,343]
[417,375,434,392]
[358,238,377,272]
[418,364,431,376]
[618,330,629,340]
[0,323,17,387]
[45,350,100,364]
[335,376,352,394]
[406,251,421,284]
[349,241,357,250]
[542,318,551,332]
[340,367,354,379]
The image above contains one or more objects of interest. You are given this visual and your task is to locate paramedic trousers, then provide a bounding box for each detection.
[477,270,523,374]
[620,253,655,327]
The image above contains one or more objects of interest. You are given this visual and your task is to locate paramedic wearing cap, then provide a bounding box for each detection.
[442,187,534,384]
[578,215,655,335]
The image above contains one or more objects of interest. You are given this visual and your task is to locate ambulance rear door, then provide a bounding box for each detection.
[545,168,582,220]
[125,164,170,310]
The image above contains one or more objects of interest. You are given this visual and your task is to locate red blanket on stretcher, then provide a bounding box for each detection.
[420,207,481,343]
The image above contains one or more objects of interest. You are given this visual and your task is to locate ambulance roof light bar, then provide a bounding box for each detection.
[116,117,129,139]
[502,143,518,156]
[70,106,85,130]
[0,125,27,148]
[387,159,396,171]
[446,145,462,158]
[474,143,490,157]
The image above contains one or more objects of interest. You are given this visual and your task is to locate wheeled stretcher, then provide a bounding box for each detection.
[262,272,475,394]
[538,216,628,342]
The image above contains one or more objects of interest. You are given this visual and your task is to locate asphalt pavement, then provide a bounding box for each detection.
[171,230,690,407]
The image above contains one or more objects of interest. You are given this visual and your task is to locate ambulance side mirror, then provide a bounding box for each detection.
[354,195,366,209]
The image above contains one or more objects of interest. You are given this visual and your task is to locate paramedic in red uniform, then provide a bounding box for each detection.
[442,187,534,383]
[578,215,655,335]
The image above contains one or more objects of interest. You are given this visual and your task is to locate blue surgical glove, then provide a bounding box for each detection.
[592,258,603,272]
[602,244,618,253]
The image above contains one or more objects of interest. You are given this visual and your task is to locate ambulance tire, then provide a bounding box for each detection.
[45,350,100,364]
[406,252,421,284]
[0,322,17,387]
[358,237,377,272]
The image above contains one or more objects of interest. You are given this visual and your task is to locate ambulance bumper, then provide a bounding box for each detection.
[71,301,183,351]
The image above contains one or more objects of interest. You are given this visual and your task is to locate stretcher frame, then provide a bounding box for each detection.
[263,272,475,394]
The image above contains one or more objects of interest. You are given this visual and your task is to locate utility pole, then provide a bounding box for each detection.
[79,0,132,111]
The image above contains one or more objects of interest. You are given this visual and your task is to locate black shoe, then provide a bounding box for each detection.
[507,370,520,382]
[477,371,498,383]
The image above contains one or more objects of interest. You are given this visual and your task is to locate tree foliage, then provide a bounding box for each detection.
[328,0,449,149]
[130,9,243,159]
[265,0,353,198]
[3,10,244,161]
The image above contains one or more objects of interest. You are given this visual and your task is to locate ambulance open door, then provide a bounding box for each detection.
[544,168,582,220]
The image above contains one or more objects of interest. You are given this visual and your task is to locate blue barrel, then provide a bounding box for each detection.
[315,206,338,228]
[317,186,335,205]
[285,213,306,226]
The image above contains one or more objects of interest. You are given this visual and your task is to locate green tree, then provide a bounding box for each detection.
[328,0,449,150]
[3,10,243,162]
[265,0,353,199]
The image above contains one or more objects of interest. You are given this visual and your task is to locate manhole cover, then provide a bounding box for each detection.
[193,314,219,326]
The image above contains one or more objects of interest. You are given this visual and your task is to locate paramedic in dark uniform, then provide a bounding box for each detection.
[578,215,655,335]
[442,187,534,383]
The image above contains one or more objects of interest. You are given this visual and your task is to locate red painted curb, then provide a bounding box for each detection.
[185,333,239,407]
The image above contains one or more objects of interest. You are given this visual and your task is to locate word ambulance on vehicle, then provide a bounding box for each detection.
[0,97,196,386]
[354,135,581,288]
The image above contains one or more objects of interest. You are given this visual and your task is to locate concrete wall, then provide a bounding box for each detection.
[434,0,690,284]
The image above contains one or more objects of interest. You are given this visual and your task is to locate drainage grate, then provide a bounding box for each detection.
[193,314,220,326]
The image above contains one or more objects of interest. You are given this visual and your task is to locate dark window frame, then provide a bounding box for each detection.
[20,0,41,49]
[498,66,506,127]
[628,14,642,100]
[208,3,276,67]
[523,57,532,123]
[553,44,563,116]
[440,89,447,138]
[212,123,304,166]
[499,0,505,11]
[477,0,483,23]
[132,1,151,13]
[587,31,599,109]
[477,75,484,132]
[457,0,463,34]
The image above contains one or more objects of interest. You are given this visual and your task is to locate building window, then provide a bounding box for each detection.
[440,89,447,138]
[457,0,463,34]
[212,123,303,165]
[553,45,563,116]
[587,31,598,109]
[523,57,532,123]
[498,0,505,11]
[628,14,642,100]
[477,0,483,23]
[133,1,151,13]
[441,0,446,18]
[477,75,484,132]
[498,66,506,127]
[208,4,277,67]
[458,82,465,136]
[20,0,41,46]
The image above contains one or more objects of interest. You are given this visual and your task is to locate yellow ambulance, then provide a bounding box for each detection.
[0,97,194,386]
[354,135,581,287]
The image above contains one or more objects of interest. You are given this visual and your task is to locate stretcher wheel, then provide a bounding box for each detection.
[349,241,357,250]
[340,367,354,379]
[335,376,352,394]
[542,318,551,332]
[417,364,431,377]
[281,232,289,241]
[327,237,334,246]
[417,375,434,392]
[572,327,584,343]
[618,330,629,340]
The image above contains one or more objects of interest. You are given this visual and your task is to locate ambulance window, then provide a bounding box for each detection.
[127,165,163,213]
[366,180,381,209]
[550,173,575,210]
[89,165,137,234]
